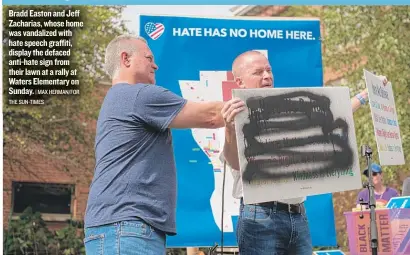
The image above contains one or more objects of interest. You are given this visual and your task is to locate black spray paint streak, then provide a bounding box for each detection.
[241,91,353,183]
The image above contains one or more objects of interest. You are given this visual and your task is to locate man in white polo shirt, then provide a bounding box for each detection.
[220,50,387,255]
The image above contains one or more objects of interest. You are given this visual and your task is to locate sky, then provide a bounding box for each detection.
[122,5,237,35]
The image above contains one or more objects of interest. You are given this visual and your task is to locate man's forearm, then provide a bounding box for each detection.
[351,74,386,113]
[212,102,225,128]
[199,101,225,129]
[223,127,240,170]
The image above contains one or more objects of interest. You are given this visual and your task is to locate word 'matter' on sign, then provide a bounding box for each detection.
[345,208,410,255]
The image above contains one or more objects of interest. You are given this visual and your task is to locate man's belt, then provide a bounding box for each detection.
[254,200,305,214]
[274,201,305,214]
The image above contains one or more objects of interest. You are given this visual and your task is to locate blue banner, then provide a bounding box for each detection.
[140,15,337,247]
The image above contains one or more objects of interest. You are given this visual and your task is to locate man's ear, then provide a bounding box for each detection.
[120,52,131,67]
[235,77,245,89]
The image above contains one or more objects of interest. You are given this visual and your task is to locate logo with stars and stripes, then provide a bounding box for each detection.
[144,22,165,40]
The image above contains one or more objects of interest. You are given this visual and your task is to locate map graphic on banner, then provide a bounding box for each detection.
[364,69,405,166]
[232,87,362,204]
[179,71,238,232]
[178,50,268,232]
[140,14,337,247]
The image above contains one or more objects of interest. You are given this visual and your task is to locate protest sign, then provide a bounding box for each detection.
[232,87,362,203]
[364,69,405,165]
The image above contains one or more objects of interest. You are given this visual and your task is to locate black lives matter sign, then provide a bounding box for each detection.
[5,8,83,105]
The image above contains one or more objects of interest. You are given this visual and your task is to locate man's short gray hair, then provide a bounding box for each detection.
[104,35,147,78]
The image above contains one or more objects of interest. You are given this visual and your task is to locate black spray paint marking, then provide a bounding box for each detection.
[241,91,353,183]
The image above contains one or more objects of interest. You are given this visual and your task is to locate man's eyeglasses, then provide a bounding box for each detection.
[372,172,380,176]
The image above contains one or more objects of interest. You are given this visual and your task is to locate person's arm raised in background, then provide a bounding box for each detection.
[351,75,388,113]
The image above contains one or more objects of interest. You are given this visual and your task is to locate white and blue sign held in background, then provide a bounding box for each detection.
[140,15,337,247]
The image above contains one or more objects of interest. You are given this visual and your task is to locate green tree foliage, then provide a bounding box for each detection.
[321,6,410,184]
[3,5,127,172]
[3,207,85,255]
[281,6,410,182]
[280,6,410,249]
[321,6,410,250]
